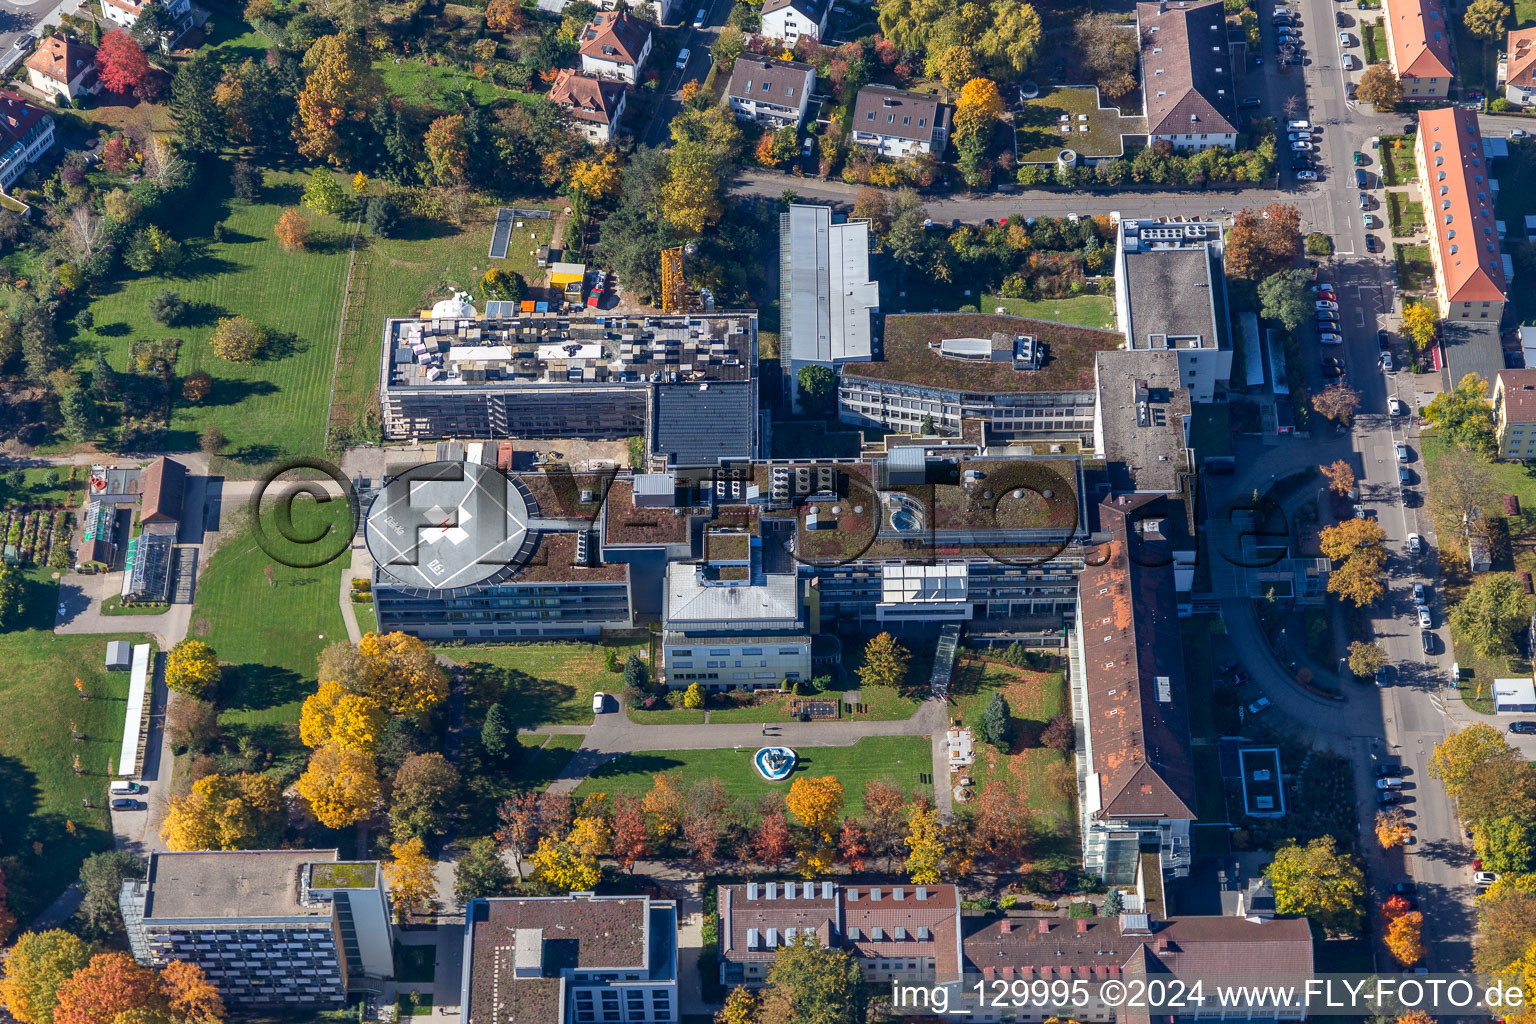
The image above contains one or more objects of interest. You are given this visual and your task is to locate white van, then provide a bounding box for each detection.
[593,692,609,714]
[109,780,142,796]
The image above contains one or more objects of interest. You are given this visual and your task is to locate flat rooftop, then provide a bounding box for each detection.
[143,850,337,921]
[847,314,1123,394]
[1122,246,1225,352]
[385,313,756,390]
[509,530,628,584]
[1095,350,1193,493]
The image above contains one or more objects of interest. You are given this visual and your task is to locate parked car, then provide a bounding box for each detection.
[1356,168,1370,187]
[1296,169,1318,181]
[1378,327,1391,349]
[1511,129,1531,140]
[1376,763,1407,777]
[1317,308,1339,321]
[1241,96,1262,107]
[1475,871,1500,887]
[1375,666,1388,686]
[1395,441,1409,461]
[1288,131,1310,142]
[1399,466,1411,485]
[1366,234,1382,252]
[1291,140,1313,151]
[1316,300,1338,311]
[1390,397,1405,416]
[1320,332,1342,345]
[1312,281,1335,292]
[694,7,707,26]
[1377,790,1405,805]
[1363,211,1376,228]
[1417,605,1432,629]
[1339,30,1352,44]
[1392,881,1418,895]
[1421,630,1435,655]
[1318,289,1338,301]
[592,691,610,713]
[1408,532,1423,553]
[1342,53,1356,69]
[1377,776,1405,790]
[110,799,141,810]
[676,48,690,69]
[1412,582,1426,604]
[1508,721,1536,734]
[1247,696,1272,715]
[1288,119,1311,131]
[1359,191,1371,209]
[1382,351,1394,372]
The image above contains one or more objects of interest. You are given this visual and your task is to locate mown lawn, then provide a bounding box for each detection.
[983,294,1116,330]
[0,570,139,919]
[377,58,539,109]
[452,640,649,727]
[73,168,351,468]
[1380,135,1417,186]
[947,653,1075,833]
[573,736,933,816]
[189,496,353,749]
[327,200,556,444]
[627,680,922,725]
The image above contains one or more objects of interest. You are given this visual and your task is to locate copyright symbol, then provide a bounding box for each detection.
[1101,980,1127,1007]
[249,458,358,570]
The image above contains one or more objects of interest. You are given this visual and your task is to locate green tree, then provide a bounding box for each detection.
[453,836,512,905]
[712,25,746,66]
[1422,373,1496,459]
[1474,816,1536,874]
[1451,573,1529,658]
[302,171,348,216]
[59,388,95,443]
[0,929,94,1024]
[390,752,460,841]
[1264,836,1366,935]
[147,289,185,326]
[769,125,800,165]
[622,652,648,692]
[758,932,867,1024]
[1100,888,1124,916]
[1429,723,1517,799]
[1258,269,1311,332]
[796,364,838,415]
[982,691,1013,748]
[1464,0,1511,49]
[481,702,516,764]
[169,53,229,153]
[1346,640,1387,678]
[858,632,909,690]
[75,851,142,940]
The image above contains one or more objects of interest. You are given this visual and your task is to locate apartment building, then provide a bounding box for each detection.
[24,35,98,103]
[0,92,55,190]
[578,11,652,83]
[120,851,391,1008]
[462,892,679,1024]
[549,70,627,144]
[760,0,830,45]
[1383,0,1455,98]
[1137,0,1238,151]
[850,85,950,157]
[727,56,815,127]
[1502,28,1536,106]
[99,0,192,39]
[1415,107,1508,321]
[1069,493,1198,884]
[1113,219,1233,403]
[1494,369,1536,459]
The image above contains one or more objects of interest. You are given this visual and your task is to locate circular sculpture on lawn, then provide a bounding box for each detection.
[754,746,797,781]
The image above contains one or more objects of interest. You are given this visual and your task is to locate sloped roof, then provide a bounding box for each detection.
[138,456,186,524]
[0,91,49,146]
[1508,28,1536,88]
[852,85,949,143]
[727,55,815,105]
[762,0,826,20]
[1078,493,1196,821]
[1418,107,1507,304]
[548,69,624,125]
[24,34,95,85]
[1498,369,1536,424]
[1385,0,1455,79]
[579,11,651,66]
[1137,0,1237,138]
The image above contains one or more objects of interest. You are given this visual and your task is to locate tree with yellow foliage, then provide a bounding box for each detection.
[351,171,368,194]
[161,772,283,851]
[1375,808,1411,849]
[299,680,387,752]
[384,836,437,919]
[1320,459,1355,498]
[924,45,979,91]
[567,152,622,204]
[1321,514,1388,559]
[716,986,759,1024]
[642,773,686,841]
[530,816,609,891]
[904,804,946,884]
[274,208,308,251]
[857,632,909,691]
[1386,910,1425,965]
[352,632,448,715]
[954,77,1004,144]
[165,640,219,698]
[785,776,844,840]
[295,33,383,165]
[296,743,379,828]
[1401,301,1439,352]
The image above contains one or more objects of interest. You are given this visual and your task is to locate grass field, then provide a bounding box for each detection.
[0,570,139,919]
[982,294,1116,330]
[3,466,84,508]
[327,200,555,444]
[947,654,1074,832]
[1362,19,1388,64]
[518,733,581,791]
[451,640,649,727]
[1387,194,1425,238]
[377,58,538,109]
[1395,244,1433,295]
[1014,85,1144,163]
[1422,431,1536,713]
[1379,135,1417,186]
[189,497,354,748]
[573,736,934,815]
[72,168,351,467]
[628,680,921,725]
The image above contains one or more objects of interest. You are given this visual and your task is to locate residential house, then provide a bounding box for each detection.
[462,892,679,1024]
[1069,492,1198,885]
[718,882,963,989]
[760,0,830,45]
[24,35,97,104]
[1415,107,1507,321]
[0,91,56,191]
[727,55,815,127]
[120,851,393,1008]
[549,69,627,143]
[99,0,193,43]
[1494,369,1536,459]
[849,85,950,158]
[780,203,878,408]
[1382,0,1455,99]
[578,11,653,84]
[1137,0,1238,151]
[1502,28,1536,106]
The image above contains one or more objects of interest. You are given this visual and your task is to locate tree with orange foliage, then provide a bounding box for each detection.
[1321,459,1355,498]
[96,31,149,95]
[862,778,909,869]
[1385,911,1425,966]
[755,806,792,867]
[423,115,467,186]
[785,776,845,840]
[52,953,160,1024]
[295,33,384,165]
[1396,1011,1435,1024]
[837,819,868,871]
[1225,203,1303,280]
[642,772,686,841]
[160,961,225,1024]
[274,209,308,250]
[485,0,527,31]
[1381,894,1414,921]
[610,795,648,872]
[1375,809,1411,849]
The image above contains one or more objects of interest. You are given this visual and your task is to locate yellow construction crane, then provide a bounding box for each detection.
[660,245,687,313]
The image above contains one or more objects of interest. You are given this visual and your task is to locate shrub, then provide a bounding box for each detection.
[147,288,186,325]
[209,316,266,362]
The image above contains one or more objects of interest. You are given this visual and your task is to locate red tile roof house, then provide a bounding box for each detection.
[1493,369,1536,459]
[718,881,963,990]
[24,35,98,105]
[1070,493,1198,887]
[1414,107,1507,322]
[1137,0,1238,151]
[578,11,653,85]
[0,92,57,191]
[549,69,627,143]
[99,0,193,43]
[1382,0,1455,99]
[1502,28,1536,106]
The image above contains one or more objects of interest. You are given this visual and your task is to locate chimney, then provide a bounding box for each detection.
[1077,919,1090,934]
[1037,920,1051,934]
[1001,920,1014,934]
